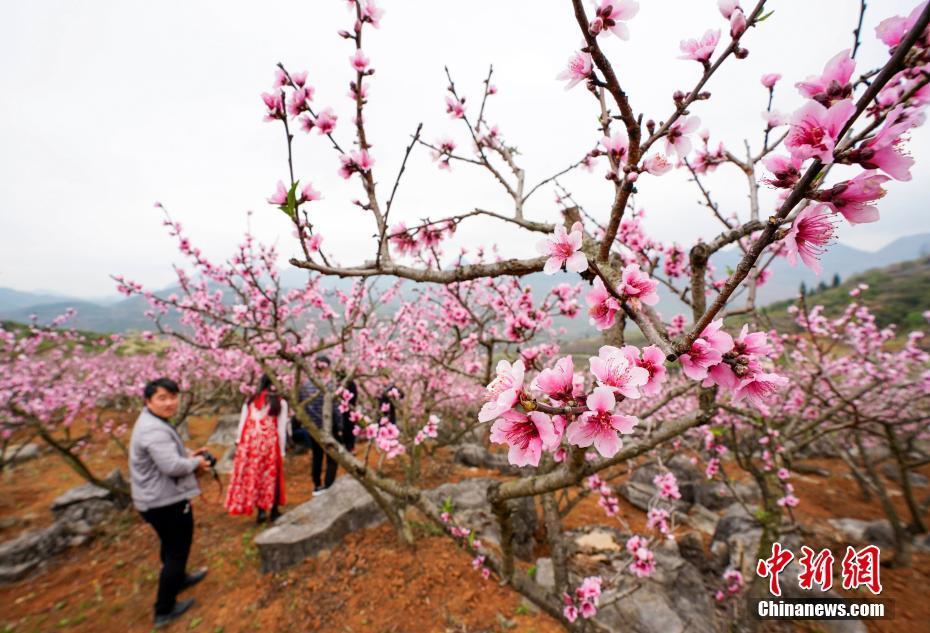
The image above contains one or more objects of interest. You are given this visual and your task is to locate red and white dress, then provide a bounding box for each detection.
[224,393,290,515]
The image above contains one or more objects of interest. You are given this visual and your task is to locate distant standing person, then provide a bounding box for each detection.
[129,377,210,628]
[299,356,338,494]
[336,371,359,453]
[379,385,404,426]
[225,375,290,523]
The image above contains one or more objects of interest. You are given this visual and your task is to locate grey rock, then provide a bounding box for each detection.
[215,445,236,474]
[0,471,125,584]
[677,531,708,572]
[915,533,930,553]
[625,457,701,506]
[565,527,716,633]
[0,523,73,584]
[828,518,895,548]
[425,478,537,561]
[710,505,763,579]
[862,520,895,548]
[618,480,691,514]
[1,443,40,466]
[827,518,871,542]
[880,463,929,487]
[0,561,37,584]
[207,413,241,446]
[695,481,760,511]
[685,503,720,536]
[452,444,526,476]
[534,557,554,592]
[711,504,759,544]
[255,476,386,573]
[51,470,128,518]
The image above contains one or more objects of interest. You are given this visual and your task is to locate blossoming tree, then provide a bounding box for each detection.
[125,0,930,627]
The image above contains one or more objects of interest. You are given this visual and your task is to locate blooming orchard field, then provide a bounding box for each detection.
[2,1,930,631]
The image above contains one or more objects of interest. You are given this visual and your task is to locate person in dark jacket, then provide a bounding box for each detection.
[378,385,404,426]
[336,372,359,453]
[129,378,210,628]
[298,356,338,494]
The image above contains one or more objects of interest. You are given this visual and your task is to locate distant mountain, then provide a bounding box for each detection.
[668,233,930,318]
[750,256,930,333]
[2,233,928,334]
[0,288,70,311]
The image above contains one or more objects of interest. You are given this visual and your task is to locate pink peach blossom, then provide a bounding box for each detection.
[679,29,720,63]
[537,223,587,274]
[360,0,384,27]
[817,170,890,224]
[338,150,374,179]
[783,204,836,273]
[267,180,288,206]
[445,95,465,118]
[729,9,747,38]
[586,277,621,331]
[762,154,803,188]
[589,345,650,399]
[590,0,640,40]
[733,372,789,409]
[299,182,322,203]
[557,51,594,90]
[489,409,557,467]
[641,153,672,176]
[315,108,338,135]
[600,131,630,163]
[701,318,735,354]
[534,356,576,402]
[718,0,740,19]
[624,344,668,396]
[478,359,525,422]
[785,99,855,163]
[875,2,929,48]
[664,116,701,158]
[565,386,638,458]
[796,49,854,104]
[620,264,659,305]
[350,49,370,73]
[654,471,681,499]
[858,105,922,180]
[761,73,782,89]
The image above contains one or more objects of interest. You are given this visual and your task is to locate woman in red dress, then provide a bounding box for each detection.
[225,375,290,523]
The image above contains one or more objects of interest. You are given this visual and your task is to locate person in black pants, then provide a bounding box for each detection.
[129,378,209,627]
[298,357,338,494]
[140,500,195,617]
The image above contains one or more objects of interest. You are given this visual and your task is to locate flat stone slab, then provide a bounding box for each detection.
[254,476,385,573]
[207,413,241,446]
[1,443,40,465]
[50,469,127,518]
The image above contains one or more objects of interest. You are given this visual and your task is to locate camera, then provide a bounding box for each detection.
[200,450,217,468]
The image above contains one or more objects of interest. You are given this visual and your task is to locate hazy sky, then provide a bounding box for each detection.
[2,0,928,298]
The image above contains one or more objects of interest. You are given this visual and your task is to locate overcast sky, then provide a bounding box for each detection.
[2,0,928,298]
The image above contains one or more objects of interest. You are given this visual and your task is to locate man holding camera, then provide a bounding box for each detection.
[129,378,210,628]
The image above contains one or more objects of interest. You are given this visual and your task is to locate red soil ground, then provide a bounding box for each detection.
[0,416,928,633]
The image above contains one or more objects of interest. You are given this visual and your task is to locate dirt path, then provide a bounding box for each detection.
[1,417,929,632]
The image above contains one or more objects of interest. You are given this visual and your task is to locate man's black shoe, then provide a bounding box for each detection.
[180,568,208,591]
[257,509,267,524]
[270,507,282,522]
[154,598,195,628]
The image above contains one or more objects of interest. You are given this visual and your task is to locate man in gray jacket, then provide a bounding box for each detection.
[130,378,209,628]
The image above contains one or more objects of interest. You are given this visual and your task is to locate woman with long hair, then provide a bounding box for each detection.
[225,375,290,523]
